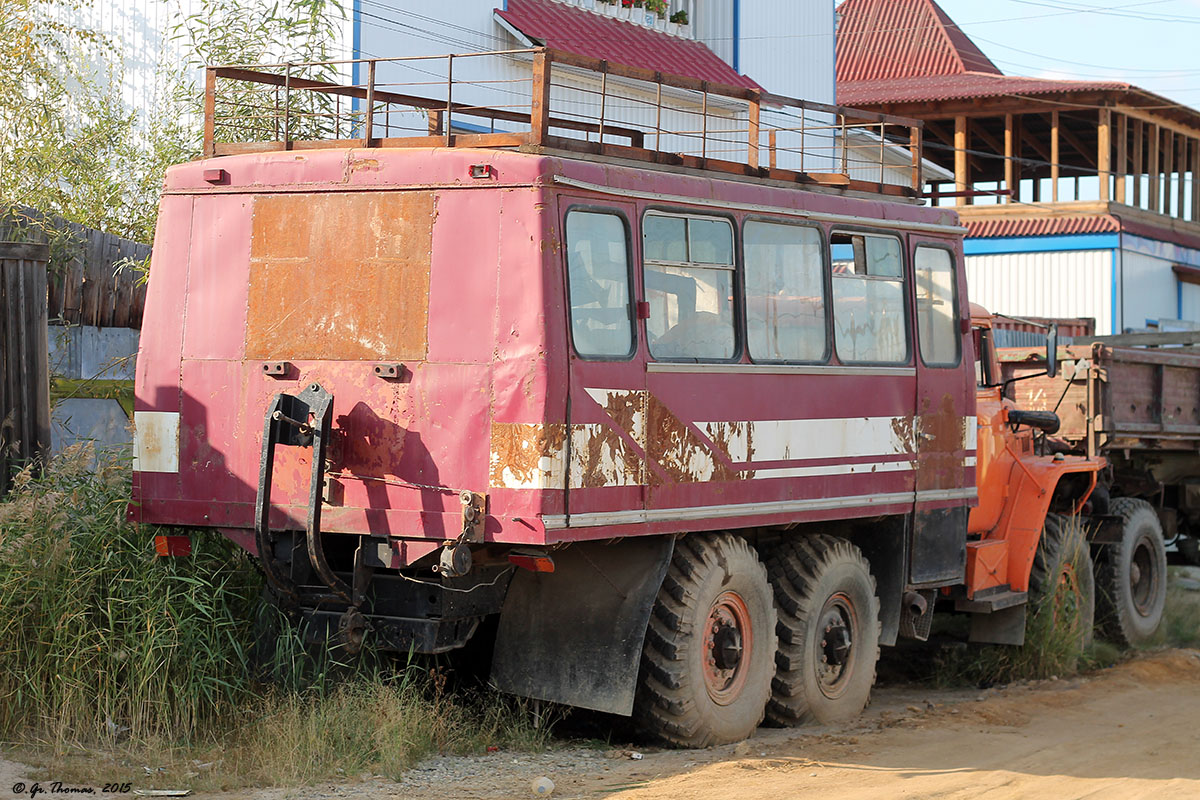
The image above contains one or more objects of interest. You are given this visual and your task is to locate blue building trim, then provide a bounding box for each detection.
[732,0,741,73]
[964,233,1120,255]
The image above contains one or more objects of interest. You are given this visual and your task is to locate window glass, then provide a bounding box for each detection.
[689,218,735,265]
[744,221,826,362]
[643,213,736,360]
[643,214,687,262]
[831,232,907,363]
[565,211,633,358]
[915,247,959,366]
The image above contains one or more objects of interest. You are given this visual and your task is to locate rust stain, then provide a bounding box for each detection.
[246,192,435,361]
[573,423,643,489]
[915,393,964,491]
[489,422,566,487]
[645,394,740,484]
[348,156,382,174]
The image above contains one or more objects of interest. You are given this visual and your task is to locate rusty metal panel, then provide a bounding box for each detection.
[245,192,435,362]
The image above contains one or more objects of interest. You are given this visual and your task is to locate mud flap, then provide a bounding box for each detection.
[490,536,674,716]
[970,605,1027,646]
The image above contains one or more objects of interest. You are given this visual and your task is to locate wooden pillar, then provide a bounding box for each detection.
[910,125,922,195]
[1148,123,1160,212]
[203,67,216,157]
[1164,129,1175,216]
[1098,108,1112,203]
[1193,138,1200,222]
[1133,119,1144,208]
[530,50,552,145]
[1115,113,1127,204]
[1177,135,1187,220]
[1004,113,1015,203]
[747,93,760,170]
[1051,110,1060,203]
[954,115,969,207]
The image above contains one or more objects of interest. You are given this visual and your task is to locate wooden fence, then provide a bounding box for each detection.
[1,242,51,495]
[0,209,151,329]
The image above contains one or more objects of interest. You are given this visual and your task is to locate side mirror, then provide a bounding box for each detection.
[1046,323,1059,379]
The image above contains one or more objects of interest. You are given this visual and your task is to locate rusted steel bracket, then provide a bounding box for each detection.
[254,383,353,604]
[435,491,487,578]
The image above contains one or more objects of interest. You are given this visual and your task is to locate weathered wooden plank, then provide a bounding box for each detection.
[0,245,50,494]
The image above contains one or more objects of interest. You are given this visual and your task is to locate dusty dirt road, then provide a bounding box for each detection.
[4,649,1198,800]
[286,648,1200,800]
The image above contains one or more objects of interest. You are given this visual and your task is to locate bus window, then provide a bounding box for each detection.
[643,212,736,360]
[915,246,960,367]
[565,210,634,358]
[744,221,826,362]
[830,232,907,364]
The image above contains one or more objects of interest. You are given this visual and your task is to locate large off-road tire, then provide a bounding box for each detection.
[763,534,881,727]
[1030,513,1095,650]
[635,533,777,748]
[1096,498,1167,646]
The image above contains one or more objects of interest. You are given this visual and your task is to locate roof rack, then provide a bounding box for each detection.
[202,47,925,197]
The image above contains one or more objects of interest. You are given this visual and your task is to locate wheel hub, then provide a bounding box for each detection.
[1129,535,1159,615]
[702,591,754,706]
[815,593,858,699]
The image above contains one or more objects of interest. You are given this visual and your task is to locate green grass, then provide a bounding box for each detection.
[1147,567,1200,650]
[0,445,549,788]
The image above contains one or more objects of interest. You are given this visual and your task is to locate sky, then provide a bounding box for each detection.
[928,0,1200,107]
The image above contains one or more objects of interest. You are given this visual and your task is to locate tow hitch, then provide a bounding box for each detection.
[253,383,358,606]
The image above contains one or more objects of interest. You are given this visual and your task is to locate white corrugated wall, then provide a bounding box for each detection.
[738,0,834,103]
[965,250,1114,335]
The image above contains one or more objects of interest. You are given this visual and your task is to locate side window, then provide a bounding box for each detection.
[744,221,827,362]
[915,246,960,366]
[565,210,634,358]
[830,232,907,364]
[643,212,736,360]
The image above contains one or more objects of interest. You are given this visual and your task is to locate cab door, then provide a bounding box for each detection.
[909,237,975,585]
[559,199,647,526]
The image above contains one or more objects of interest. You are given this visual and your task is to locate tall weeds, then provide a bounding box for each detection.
[0,445,258,745]
[0,445,548,785]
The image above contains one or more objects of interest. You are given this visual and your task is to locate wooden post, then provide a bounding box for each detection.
[748,92,760,170]
[0,242,51,497]
[1193,138,1200,222]
[1051,110,1060,203]
[1177,134,1187,220]
[769,129,778,170]
[1004,113,1014,203]
[203,67,216,157]
[1133,119,1144,207]
[1115,113,1127,204]
[910,125,922,195]
[1148,123,1160,212]
[1098,108,1111,203]
[363,60,375,146]
[530,50,552,145]
[954,115,968,207]
[1164,129,1175,216]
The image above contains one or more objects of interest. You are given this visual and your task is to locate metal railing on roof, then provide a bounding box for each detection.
[202,48,925,197]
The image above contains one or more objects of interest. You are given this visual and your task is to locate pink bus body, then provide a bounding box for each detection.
[132,144,976,738]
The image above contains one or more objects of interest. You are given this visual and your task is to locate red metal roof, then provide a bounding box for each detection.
[836,0,1000,82]
[835,0,1126,105]
[839,73,1129,106]
[965,216,1119,239]
[495,0,760,90]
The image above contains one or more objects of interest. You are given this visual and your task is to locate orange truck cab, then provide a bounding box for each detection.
[962,304,1104,643]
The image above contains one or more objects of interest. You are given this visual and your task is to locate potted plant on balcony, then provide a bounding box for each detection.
[666,7,689,35]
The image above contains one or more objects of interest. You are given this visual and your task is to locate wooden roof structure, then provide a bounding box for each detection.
[836,0,1200,239]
